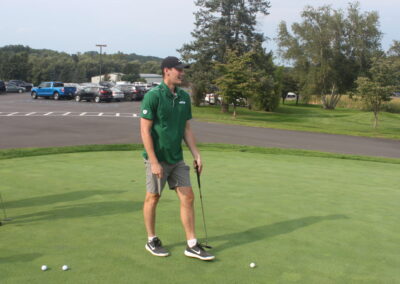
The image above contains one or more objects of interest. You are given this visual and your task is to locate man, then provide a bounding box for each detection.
[140,56,215,261]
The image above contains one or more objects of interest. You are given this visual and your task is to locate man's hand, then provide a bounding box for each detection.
[151,162,164,179]
[194,158,203,175]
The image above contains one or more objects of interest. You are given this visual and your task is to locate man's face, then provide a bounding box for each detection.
[164,67,184,85]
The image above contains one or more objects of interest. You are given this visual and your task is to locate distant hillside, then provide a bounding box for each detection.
[0,45,162,84]
[0,45,162,62]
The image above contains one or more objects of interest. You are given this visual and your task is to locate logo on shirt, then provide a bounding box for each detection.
[179,101,186,104]
[143,110,148,114]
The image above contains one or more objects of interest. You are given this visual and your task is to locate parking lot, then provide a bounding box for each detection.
[1,91,399,158]
[0,92,143,148]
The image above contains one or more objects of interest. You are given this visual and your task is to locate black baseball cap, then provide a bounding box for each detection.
[161,56,190,70]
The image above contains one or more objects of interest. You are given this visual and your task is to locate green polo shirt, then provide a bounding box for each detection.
[141,82,192,164]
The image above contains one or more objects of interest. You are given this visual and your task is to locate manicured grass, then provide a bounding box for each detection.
[193,103,400,139]
[0,146,399,283]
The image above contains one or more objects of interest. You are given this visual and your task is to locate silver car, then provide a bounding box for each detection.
[111,87,125,101]
[6,84,26,93]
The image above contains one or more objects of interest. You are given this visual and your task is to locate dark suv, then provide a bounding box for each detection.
[74,86,113,103]
[117,85,146,101]
[0,80,6,93]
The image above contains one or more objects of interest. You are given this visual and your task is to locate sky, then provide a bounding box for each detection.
[1,0,399,59]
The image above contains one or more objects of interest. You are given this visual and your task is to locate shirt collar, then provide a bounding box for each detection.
[160,81,180,99]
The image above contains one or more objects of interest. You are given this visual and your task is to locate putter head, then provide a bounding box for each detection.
[201,243,213,249]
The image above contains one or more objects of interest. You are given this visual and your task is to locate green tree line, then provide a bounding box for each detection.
[0,45,162,85]
[180,0,399,119]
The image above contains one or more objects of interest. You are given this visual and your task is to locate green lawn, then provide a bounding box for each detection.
[193,103,400,140]
[0,145,399,283]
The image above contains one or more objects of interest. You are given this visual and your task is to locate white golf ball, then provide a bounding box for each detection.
[62,265,69,271]
[250,262,256,268]
[41,265,48,271]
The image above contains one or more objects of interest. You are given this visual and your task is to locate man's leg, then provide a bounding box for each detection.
[176,187,196,240]
[143,192,160,238]
[176,186,215,261]
[143,192,169,256]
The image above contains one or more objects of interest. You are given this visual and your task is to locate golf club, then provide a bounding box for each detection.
[0,192,12,222]
[194,161,212,249]
[157,177,162,196]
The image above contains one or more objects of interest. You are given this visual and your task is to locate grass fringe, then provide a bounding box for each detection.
[0,143,399,165]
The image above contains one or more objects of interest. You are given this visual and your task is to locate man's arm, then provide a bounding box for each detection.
[140,117,163,178]
[183,120,202,174]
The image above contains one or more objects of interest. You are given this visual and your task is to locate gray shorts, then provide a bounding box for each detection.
[144,159,191,194]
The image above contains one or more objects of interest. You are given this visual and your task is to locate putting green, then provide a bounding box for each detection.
[0,147,399,283]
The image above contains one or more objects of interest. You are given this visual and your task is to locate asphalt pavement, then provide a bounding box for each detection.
[1,92,399,158]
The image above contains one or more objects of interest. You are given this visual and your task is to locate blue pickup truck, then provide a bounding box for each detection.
[31,82,76,100]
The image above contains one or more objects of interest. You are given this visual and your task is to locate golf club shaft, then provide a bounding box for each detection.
[198,184,209,245]
[195,162,210,246]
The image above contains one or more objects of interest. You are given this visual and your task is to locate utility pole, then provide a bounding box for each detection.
[96,44,107,82]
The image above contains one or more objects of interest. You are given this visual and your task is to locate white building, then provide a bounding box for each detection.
[140,74,162,84]
[91,73,162,84]
[91,73,124,84]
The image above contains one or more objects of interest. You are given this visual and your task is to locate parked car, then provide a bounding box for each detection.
[116,81,131,86]
[8,80,33,91]
[0,80,6,93]
[115,85,131,101]
[286,92,297,100]
[205,93,221,105]
[133,85,147,100]
[31,82,76,100]
[110,87,125,101]
[99,81,115,88]
[74,86,113,103]
[6,83,25,93]
[118,84,147,101]
[116,84,146,101]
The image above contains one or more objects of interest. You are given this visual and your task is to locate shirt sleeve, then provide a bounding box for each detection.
[140,91,158,120]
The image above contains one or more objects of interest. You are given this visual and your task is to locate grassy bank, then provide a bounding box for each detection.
[1,144,399,164]
[192,104,400,139]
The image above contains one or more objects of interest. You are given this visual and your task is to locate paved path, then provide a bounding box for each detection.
[191,121,400,158]
[0,93,399,158]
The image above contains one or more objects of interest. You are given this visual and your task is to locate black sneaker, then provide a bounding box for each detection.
[184,243,215,261]
[145,237,170,257]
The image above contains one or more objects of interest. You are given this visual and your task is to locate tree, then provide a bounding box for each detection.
[274,66,299,105]
[0,45,163,84]
[277,2,382,109]
[123,61,141,75]
[387,40,400,57]
[351,55,399,128]
[214,50,253,117]
[346,3,383,76]
[179,0,271,111]
[352,77,392,128]
[214,48,278,116]
[141,61,161,74]
[121,73,140,82]
[0,51,30,80]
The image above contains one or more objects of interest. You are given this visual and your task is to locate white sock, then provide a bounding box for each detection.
[187,238,197,248]
[148,236,157,242]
